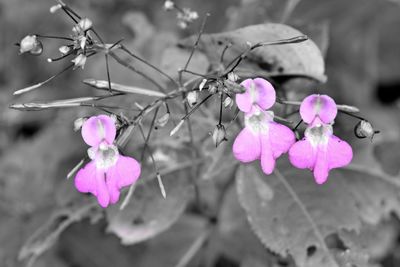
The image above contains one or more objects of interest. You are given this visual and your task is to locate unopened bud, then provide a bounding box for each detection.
[224,96,233,109]
[186,91,198,107]
[155,113,170,129]
[177,21,188,29]
[227,72,239,82]
[50,4,62,13]
[19,35,43,55]
[212,124,227,147]
[72,18,93,33]
[354,120,379,140]
[163,0,174,10]
[224,79,246,94]
[72,54,87,69]
[170,120,185,136]
[79,36,87,50]
[74,117,86,131]
[208,84,217,94]
[59,45,71,55]
[199,79,207,91]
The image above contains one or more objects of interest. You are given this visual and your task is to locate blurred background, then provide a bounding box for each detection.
[1,0,400,266]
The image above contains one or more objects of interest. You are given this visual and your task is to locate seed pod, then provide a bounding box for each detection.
[155,113,170,129]
[224,79,246,94]
[224,96,233,109]
[19,35,43,55]
[227,72,239,82]
[72,18,93,33]
[163,0,174,11]
[50,4,62,13]
[59,46,71,55]
[199,79,207,91]
[186,91,198,107]
[74,117,86,132]
[72,54,87,69]
[354,120,378,140]
[212,124,227,147]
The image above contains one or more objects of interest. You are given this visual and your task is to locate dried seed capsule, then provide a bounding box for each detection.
[212,124,227,147]
[186,91,198,107]
[354,120,378,140]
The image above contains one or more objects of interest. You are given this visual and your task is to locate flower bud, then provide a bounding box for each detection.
[50,4,62,13]
[186,91,198,107]
[72,18,93,33]
[72,54,87,69]
[74,117,86,132]
[59,45,71,55]
[19,35,43,55]
[199,79,207,91]
[155,113,170,129]
[208,84,217,94]
[163,0,174,11]
[227,72,239,82]
[212,124,227,147]
[224,96,234,109]
[224,79,246,94]
[354,120,378,140]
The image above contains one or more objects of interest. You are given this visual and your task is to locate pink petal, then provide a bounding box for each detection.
[236,79,254,113]
[114,155,141,189]
[95,170,110,208]
[313,149,329,184]
[253,78,276,110]
[288,139,316,169]
[75,161,97,195]
[81,115,116,147]
[232,127,261,163]
[260,134,275,174]
[300,94,337,124]
[105,167,121,204]
[268,122,295,158]
[327,135,353,169]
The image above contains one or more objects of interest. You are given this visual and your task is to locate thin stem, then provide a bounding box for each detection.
[339,110,365,121]
[180,69,209,79]
[139,124,166,198]
[36,34,74,41]
[218,94,223,125]
[109,52,168,94]
[105,54,112,93]
[140,107,160,162]
[181,94,214,121]
[179,13,210,85]
[224,35,308,75]
[292,119,303,131]
[120,45,179,87]
[220,43,232,63]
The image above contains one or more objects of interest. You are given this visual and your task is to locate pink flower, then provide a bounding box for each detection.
[236,78,276,114]
[233,109,295,174]
[75,115,141,207]
[289,94,353,184]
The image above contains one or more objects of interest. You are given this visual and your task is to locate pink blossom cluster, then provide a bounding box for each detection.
[75,115,141,207]
[233,78,353,184]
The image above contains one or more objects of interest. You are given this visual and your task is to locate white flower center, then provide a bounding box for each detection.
[305,124,332,148]
[244,109,273,135]
[88,143,119,169]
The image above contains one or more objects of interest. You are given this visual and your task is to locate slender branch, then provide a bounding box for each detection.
[108,52,168,94]
[120,45,179,87]
[224,35,308,75]
[36,34,74,41]
[179,13,210,85]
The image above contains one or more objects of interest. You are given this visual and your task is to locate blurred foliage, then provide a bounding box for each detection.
[1,0,400,267]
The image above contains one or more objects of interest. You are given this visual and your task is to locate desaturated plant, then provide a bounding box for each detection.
[12,1,396,267]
